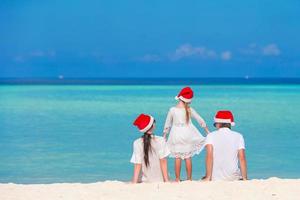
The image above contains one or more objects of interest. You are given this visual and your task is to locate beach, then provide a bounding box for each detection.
[1,178,299,200]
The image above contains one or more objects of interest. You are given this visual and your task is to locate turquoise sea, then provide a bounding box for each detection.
[0,84,300,183]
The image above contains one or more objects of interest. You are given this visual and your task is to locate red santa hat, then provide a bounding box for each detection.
[214,110,235,126]
[133,114,155,133]
[175,87,194,103]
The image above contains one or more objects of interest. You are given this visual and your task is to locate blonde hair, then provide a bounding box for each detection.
[183,102,191,124]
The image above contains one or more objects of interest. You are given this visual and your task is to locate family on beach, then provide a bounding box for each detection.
[130,87,248,183]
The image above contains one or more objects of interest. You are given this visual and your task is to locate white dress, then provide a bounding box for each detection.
[130,136,170,182]
[164,107,206,159]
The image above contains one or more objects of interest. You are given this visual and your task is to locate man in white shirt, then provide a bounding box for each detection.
[203,110,247,181]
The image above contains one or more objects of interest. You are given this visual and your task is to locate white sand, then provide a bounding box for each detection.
[1,178,299,200]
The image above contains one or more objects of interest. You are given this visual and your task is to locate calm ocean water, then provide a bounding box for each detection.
[0,84,300,183]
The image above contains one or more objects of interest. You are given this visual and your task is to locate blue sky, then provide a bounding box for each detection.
[0,0,300,78]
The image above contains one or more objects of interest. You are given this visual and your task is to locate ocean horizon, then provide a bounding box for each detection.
[1,77,300,85]
[0,83,300,183]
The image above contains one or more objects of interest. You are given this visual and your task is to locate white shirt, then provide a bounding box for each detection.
[130,136,170,182]
[205,128,245,181]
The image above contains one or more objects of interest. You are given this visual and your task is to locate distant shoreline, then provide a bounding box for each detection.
[1,78,300,85]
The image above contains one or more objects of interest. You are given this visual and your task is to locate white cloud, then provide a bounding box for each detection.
[13,50,56,62]
[221,51,232,61]
[169,44,217,61]
[262,44,281,56]
[241,43,281,57]
[137,54,161,62]
[70,43,282,64]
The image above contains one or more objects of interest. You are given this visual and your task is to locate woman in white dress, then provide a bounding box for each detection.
[163,87,210,181]
[131,114,170,183]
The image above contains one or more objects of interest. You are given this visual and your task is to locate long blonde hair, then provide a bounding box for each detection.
[183,102,191,124]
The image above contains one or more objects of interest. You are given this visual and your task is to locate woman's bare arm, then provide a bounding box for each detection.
[132,164,142,183]
[159,158,169,182]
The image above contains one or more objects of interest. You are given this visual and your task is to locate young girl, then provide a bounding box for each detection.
[163,87,210,181]
[131,113,170,183]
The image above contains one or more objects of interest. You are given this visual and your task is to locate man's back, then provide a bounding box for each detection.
[205,127,245,181]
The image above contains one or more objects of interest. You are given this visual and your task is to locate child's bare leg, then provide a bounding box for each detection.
[175,158,182,181]
[185,158,192,180]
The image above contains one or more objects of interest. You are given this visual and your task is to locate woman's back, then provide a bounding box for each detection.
[130,136,169,182]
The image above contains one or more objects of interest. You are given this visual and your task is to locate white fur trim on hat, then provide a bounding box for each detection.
[174,96,192,103]
[139,116,155,133]
[214,118,235,126]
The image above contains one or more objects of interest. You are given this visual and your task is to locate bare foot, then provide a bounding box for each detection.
[201,176,211,181]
